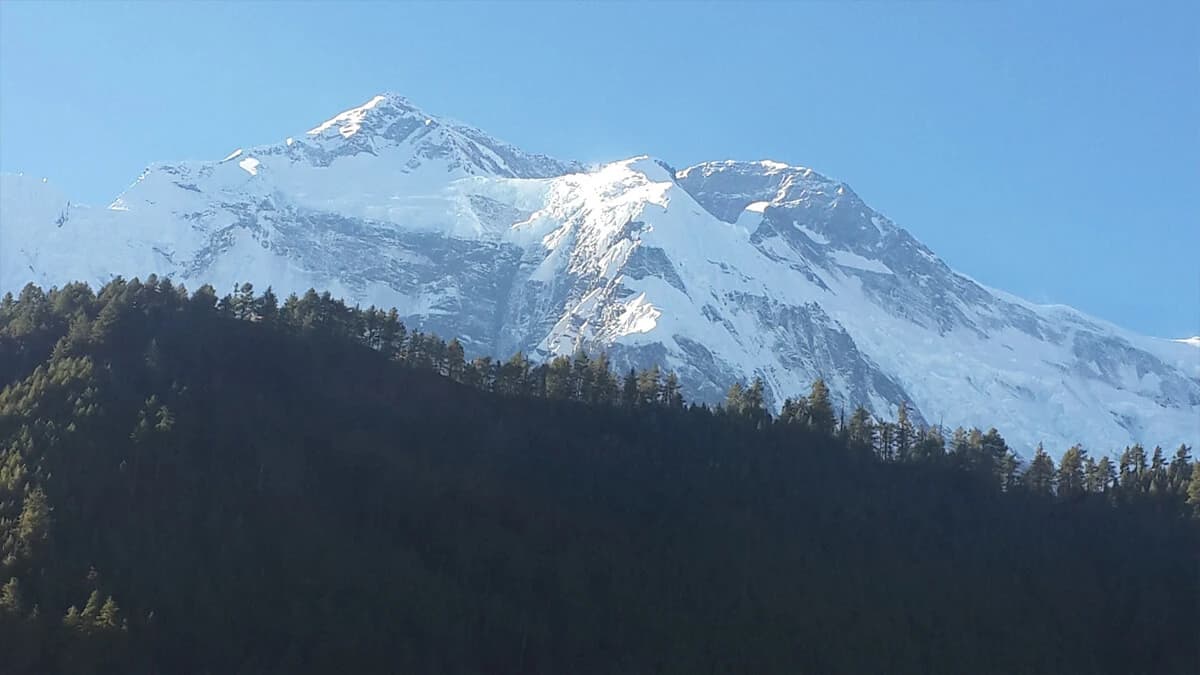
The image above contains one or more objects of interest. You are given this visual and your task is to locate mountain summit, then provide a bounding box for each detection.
[2,93,1196,454]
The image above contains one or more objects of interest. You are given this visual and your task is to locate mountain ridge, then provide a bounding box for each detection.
[2,92,1196,455]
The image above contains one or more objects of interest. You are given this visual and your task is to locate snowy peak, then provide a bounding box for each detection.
[677,160,854,221]
[677,158,908,270]
[2,92,1196,458]
[293,92,575,179]
[306,92,421,139]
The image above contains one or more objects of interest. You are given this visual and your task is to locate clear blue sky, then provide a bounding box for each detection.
[2,1,1197,338]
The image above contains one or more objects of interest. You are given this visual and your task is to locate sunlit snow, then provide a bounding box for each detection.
[1,93,1195,458]
[307,94,389,138]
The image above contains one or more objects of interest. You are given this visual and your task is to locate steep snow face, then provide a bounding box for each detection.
[2,94,1197,456]
[677,160,1200,452]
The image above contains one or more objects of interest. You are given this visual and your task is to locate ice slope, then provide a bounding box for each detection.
[1,94,1196,456]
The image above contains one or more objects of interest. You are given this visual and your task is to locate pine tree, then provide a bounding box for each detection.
[779,397,809,426]
[950,427,970,458]
[446,339,466,383]
[498,353,530,396]
[1187,462,1200,516]
[895,402,914,461]
[1095,456,1116,494]
[807,379,835,436]
[1166,445,1193,494]
[877,420,895,461]
[744,377,766,417]
[636,366,661,406]
[81,589,103,622]
[846,406,874,448]
[98,595,123,630]
[724,381,746,414]
[571,351,592,401]
[382,308,406,359]
[469,356,495,392]
[979,428,1010,485]
[1024,444,1057,497]
[62,605,82,630]
[0,577,22,616]
[1083,454,1100,493]
[257,286,279,323]
[17,486,51,558]
[913,425,947,463]
[587,354,616,405]
[660,372,684,409]
[428,338,449,376]
[90,293,126,343]
[545,356,574,400]
[997,450,1021,492]
[63,312,93,354]
[621,369,639,408]
[232,282,256,320]
[1129,444,1149,493]
[1057,445,1087,499]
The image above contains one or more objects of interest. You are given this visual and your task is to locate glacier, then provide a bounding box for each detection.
[1,92,1197,456]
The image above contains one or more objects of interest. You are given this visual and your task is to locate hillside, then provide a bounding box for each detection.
[0,278,1197,674]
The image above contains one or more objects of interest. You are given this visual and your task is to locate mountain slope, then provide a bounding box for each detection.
[2,93,1196,454]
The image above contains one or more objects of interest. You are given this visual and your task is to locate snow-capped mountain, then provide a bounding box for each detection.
[2,93,1197,455]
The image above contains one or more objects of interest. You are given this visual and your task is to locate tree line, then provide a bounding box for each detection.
[122,277,1196,510]
[0,276,1197,674]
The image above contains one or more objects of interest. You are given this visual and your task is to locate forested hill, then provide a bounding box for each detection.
[0,277,1197,675]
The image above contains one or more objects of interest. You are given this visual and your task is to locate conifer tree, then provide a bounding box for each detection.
[1129,444,1149,492]
[979,428,1010,484]
[660,372,684,409]
[1149,446,1168,495]
[232,282,256,320]
[587,354,616,405]
[499,353,531,396]
[1187,463,1200,515]
[1166,445,1192,493]
[1095,456,1116,494]
[636,366,661,406]
[98,596,123,630]
[876,420,895,461]
[807,379,835,436]
[895,402,914,461]
[469,356,495,392]
[997,450,1021,492]
[913,425,947,463]
[446,339,466,383]
[257,286,279,324]
[1057,445,1087,499]
[571,351,592,401]
[779,396,809,426]
[80,590,103,624]
[621,368,639,408]
[1024,444,1057,497]
[17,486,51,559]
[724,381,745,414]
[382,308,406,359]
[0,577,22,616]
[1083,455,1100,494]
[545,356,574,400]
[846,406,874,448]
[744,377,766,418]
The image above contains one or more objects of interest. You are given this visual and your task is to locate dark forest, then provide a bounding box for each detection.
[1,277,1197,674]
